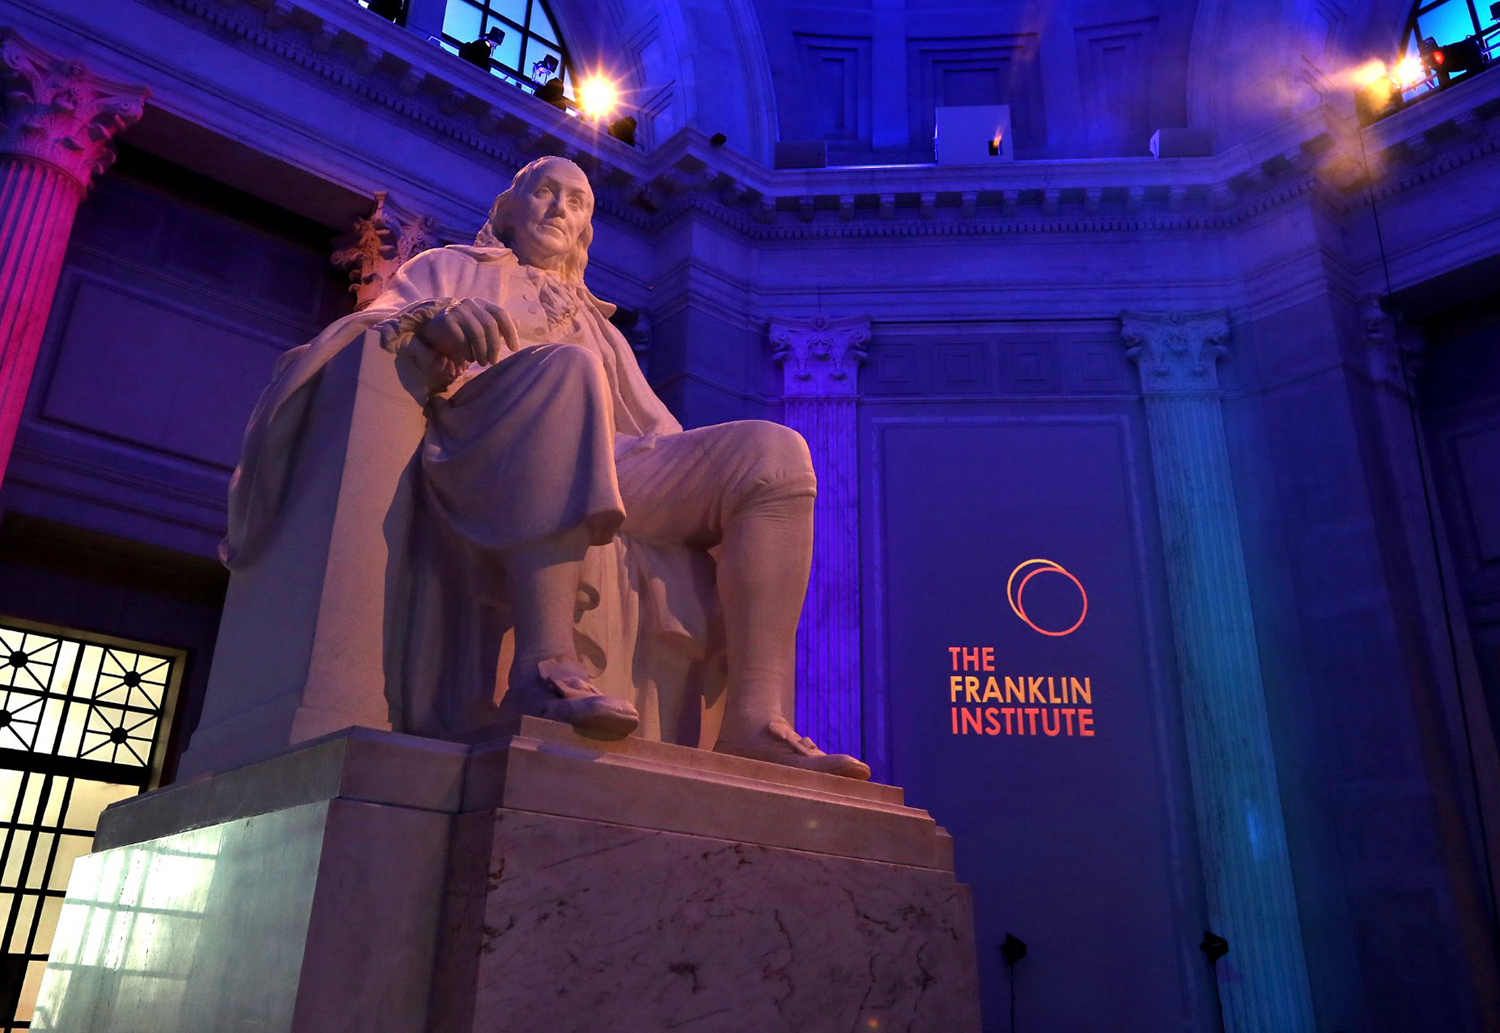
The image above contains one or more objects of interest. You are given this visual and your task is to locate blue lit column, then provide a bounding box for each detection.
[770,315,870,757]
[1121,311,1316,1033]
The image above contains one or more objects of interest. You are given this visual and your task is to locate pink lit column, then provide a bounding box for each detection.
[771,315,871,757]
[0,30,147,491]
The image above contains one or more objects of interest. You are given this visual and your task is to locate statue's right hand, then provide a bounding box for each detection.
[417,298,520,366]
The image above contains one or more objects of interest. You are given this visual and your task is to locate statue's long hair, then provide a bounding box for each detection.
[475,156,593,283]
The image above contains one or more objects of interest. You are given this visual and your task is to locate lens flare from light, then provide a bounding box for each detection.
[1394,55,1426,88]
[1350,59,1387,87]
[577,76,618,120]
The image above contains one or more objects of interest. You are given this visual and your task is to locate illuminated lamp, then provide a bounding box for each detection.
[536,77,568,110]
[1394,55,1427,89]
[458,27,503,71]
[608,116,638,147]
[577,76,618,120]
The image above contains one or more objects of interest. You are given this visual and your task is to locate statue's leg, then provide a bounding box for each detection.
[618,420,868,778]
[714,490,813,741]
[505,524,590,679]
[422,343,636,736]
[498,525,639,736]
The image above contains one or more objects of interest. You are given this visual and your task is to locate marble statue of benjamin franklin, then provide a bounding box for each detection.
[222,156,869,780]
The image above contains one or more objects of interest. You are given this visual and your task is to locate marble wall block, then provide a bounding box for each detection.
[435,808,980,1033]
[33,795,450,1033]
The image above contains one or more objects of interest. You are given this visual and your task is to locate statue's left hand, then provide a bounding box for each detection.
[418,297,520,366]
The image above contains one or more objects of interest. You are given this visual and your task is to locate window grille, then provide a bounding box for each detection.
[0,621,182,1032]
[436,0,574,97]
[1402,0,1499,61]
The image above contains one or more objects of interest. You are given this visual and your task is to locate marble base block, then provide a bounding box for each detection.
[34,720,980,1032]
[437,809,978,1032]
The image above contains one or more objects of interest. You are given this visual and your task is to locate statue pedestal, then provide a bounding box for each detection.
[35,720,980,1033]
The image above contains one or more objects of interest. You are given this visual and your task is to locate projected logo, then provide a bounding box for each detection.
[1006,558,1088,637]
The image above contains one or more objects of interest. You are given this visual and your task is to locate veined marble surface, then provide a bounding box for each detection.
[436,808,980,1033]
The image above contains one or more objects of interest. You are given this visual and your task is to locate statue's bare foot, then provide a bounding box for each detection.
[499,657,638,738]
[714,717,871,780]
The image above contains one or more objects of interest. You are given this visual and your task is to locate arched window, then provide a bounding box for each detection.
[1402,0,1498,57]
[437,0,573,97]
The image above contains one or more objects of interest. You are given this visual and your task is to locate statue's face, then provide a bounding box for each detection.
[508,161,593,270]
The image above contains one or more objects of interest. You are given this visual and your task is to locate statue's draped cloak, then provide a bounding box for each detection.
[222,245,724,740]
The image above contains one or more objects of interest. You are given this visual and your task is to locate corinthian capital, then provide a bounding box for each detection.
[330,191,439,309]
[0,30,149,192]
[1120,310,1230,395]
[770,315,871,398]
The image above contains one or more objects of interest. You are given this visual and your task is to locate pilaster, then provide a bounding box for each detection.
[1120,309,1316,1033]
[0,29,146,491]
[770,315,869,757]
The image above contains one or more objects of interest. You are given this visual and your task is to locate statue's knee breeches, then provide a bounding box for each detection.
[717,420,816,516]
[615,419,815,546]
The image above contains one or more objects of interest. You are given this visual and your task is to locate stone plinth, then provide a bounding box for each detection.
[34,720,979,1033]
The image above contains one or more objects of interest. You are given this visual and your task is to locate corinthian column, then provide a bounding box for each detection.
[0,30,147,490]
[330,190,438,310]
[1121,311,1315,1033]
[770,315,870,757]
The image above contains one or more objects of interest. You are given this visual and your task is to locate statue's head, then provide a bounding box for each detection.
[476,156,595,281]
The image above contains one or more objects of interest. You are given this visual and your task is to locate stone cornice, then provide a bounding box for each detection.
[25,0,1500,243]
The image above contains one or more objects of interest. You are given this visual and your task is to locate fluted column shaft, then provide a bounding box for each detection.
[0,30,147,491]
[1122,311,1316,1033]
[771,315,870,756]
[0,161,79,485]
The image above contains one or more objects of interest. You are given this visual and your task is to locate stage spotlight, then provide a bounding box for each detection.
[536,77,568,110]
[710,132,727,147]
[608,116,638,147]
[1419,35,1487,88]
[1000,933,1028,966]
[530,54,560,83]
[458,27,503,71]
[1435,37,1488,85]
[577,76,618,120]
[1200,930,1229,963]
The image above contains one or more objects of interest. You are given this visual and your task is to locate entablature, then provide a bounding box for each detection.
[13,0,1500,251]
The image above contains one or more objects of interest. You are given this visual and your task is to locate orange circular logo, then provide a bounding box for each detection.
[1006,559,1088,637]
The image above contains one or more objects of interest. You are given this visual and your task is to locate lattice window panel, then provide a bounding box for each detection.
[0,623,181,1033]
